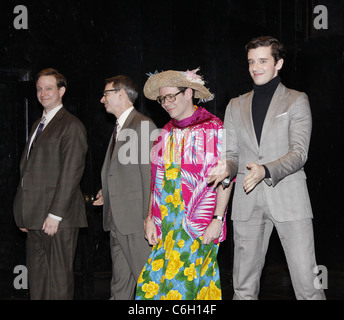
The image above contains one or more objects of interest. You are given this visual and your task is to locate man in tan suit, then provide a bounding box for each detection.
[94,75,156,299]
[208,36,326,299]
[13,68,88,299]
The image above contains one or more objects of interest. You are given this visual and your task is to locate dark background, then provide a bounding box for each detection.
[0,0,343,299]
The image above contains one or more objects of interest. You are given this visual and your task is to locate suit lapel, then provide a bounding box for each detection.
[30,108,66,152]
[240,91,259,151]
[20,120,39,172]
[260,83,289,143]
[21,108,66,169]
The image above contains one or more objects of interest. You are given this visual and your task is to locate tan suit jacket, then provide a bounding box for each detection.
[13,107,88,229]
[224,83,313,222]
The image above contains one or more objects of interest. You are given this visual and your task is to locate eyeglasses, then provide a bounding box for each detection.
[156,90,184,105]
[103,88,120,97]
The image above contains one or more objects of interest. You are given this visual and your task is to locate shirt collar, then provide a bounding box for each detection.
[42,104,63,124]
[117,106,134,129]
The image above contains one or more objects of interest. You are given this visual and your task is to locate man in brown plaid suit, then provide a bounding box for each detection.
[13,68,88,299]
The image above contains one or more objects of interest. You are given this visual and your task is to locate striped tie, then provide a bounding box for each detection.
[29,117,46,156]
[110,120,119,158]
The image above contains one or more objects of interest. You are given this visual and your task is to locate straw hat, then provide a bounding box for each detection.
[143,68,214,102]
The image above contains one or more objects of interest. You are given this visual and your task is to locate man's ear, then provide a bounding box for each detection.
[275,58,284,71]
[59,86,66,98]
[185,88,194,101]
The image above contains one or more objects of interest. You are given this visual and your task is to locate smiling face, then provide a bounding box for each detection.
[36,75,66,113]
[158,87,195,121]
[248,45,284,86]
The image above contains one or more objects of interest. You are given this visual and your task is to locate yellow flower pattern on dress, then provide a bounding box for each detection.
[164,230,175,260]
[152,259,164,272]
[137,267,145,284]
[196,258,203,266]
[166,168,179,180]
[165,250,184,280]
[172,189,181,208]
[184,263,197,281]
[165,189,182,208]
[190,239,199,254]
[142,281,159,299]
[177,239,184,248]
[160,290,183,300]
[201,250,212,277]
[196,280,221,300]
[160,205,168,219]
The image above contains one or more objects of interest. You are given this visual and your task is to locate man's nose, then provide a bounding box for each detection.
[252,62,260,71]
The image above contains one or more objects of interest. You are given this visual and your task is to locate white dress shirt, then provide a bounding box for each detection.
[116,106,134,138]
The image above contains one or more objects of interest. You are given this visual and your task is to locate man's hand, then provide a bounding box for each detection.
[207,160,230,189]
[202,219,223,245]
[93,189,104,206]
[144,216,158,246]
[42,216,60,236]
[244,163,265,193]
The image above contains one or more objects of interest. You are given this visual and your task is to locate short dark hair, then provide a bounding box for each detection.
[36,68,67,89]
[105,75,138,104]
[245,36,286,64]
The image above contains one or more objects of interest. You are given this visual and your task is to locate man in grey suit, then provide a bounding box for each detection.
[13,68,88,299]
[94,75,157,299]
[208,36,326,300]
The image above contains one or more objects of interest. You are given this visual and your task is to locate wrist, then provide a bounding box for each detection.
[212,215,224,222]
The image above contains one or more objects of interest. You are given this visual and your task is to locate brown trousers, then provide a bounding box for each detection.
[27,228,79,300]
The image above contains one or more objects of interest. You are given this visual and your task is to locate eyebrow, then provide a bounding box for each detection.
[248,57,269,61]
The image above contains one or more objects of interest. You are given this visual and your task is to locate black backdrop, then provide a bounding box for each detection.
[0,0,343,299]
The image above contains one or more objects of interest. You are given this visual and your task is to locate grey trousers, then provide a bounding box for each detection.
[109,226,151,300]
[232,187,326,300]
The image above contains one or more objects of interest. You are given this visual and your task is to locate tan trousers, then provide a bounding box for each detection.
[232,184,326,300]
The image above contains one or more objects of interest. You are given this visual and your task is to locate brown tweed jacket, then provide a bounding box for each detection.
[13,107,88,230]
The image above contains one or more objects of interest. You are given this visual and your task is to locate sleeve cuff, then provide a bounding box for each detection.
[48,213,63,221]
[263,165,271,179]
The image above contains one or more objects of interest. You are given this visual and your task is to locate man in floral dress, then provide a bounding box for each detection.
[135,69,232,300]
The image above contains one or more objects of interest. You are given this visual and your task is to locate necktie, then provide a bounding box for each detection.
[34,118,46,142]
[110,120,119,158]
[29,117,46,156]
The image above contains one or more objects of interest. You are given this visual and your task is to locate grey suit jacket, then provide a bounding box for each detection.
[101,108,157,234]
[13,107,88,229]
[223,83,313,222]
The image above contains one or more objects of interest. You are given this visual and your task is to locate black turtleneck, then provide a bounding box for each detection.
[252,75,281,179]
[252,75,281,145]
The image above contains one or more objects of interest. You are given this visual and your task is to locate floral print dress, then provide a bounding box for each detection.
[135,107,226,300]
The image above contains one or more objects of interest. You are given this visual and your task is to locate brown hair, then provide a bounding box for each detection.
[105,75,138,104]
[245,36,286,64]
[36,68,67,89]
